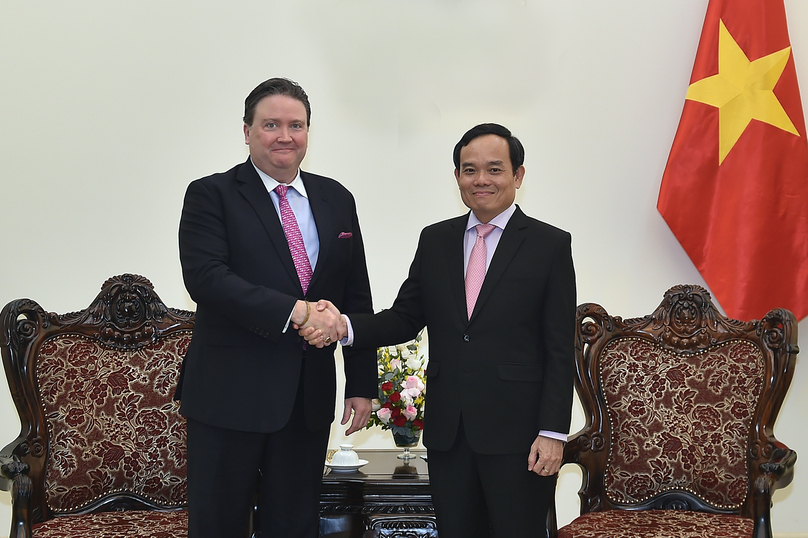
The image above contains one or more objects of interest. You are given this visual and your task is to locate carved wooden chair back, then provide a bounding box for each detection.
[554,285,797,538]
[0,274,194,537]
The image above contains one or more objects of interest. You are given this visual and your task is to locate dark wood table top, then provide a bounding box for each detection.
[320,449,435,538]
[323,449,429,481]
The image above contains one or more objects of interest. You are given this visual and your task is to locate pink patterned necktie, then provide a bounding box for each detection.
[465,223,496,319]
[275,184,312,294]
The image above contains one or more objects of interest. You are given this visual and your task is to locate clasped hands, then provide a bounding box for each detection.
[293,301,369,434]
[292,300,344,348]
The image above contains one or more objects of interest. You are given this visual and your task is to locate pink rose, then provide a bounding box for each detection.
[403,405,418,421]
[401,376,425,398]
[377,407,392,424]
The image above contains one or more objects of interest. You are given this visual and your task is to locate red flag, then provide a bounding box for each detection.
[658,0,808,321]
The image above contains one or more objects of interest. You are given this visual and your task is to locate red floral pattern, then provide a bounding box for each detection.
[37,332,191,512]
[558,510,753,538]
[32,510,187,538]
[599,338,763,508]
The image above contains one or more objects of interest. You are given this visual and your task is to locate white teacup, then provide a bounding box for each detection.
[330,444,360,466]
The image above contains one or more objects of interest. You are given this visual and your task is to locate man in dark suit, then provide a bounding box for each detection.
[304,123,576,538]
[176,78,376,538]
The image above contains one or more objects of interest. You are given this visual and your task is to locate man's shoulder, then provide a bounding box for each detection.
[300,171,359,208]
[420,214,468,235]
[516,207,571,240]
[301,170,349,191]
[190,159,251,188]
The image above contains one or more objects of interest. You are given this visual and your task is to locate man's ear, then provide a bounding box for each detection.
[514,165,525,188]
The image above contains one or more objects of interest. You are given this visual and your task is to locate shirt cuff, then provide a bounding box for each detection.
[341,315,355,346]
[539,430,568,443]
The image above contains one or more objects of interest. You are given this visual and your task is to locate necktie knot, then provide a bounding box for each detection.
[275,184,289,197]
[476,223,496,239]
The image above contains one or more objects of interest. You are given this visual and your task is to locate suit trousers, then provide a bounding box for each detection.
[427,417,557,538]
[186,367,330,538]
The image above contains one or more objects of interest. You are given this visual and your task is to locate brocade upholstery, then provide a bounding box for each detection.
[31,510,187,538]
[38,333,190,512]
[553,285,798,538]
[557,510,753,538]
[0,274,198,538]
[600,338,762,508]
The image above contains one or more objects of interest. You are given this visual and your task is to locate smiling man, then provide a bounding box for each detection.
[176,78,376,538]
[304,123,577,537]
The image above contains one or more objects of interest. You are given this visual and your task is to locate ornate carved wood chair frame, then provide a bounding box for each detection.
[0,274,194,538]
[553,285,797,538]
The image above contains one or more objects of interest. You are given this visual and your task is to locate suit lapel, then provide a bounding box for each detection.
[236,160,302,293]
[447,214,472,324]
[302,172,334,293]
[469,207,528,322]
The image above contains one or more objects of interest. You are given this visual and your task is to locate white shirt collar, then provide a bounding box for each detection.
[250,159,309,198]
[466,203,517,232]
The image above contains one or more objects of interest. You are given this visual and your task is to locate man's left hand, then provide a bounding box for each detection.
[342,397,372,435]
[528,435,563,476]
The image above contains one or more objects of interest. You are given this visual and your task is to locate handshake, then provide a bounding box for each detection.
[293,300,346,348]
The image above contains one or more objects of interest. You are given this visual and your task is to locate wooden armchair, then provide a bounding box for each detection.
[0,274,194,537]
[554,285,797,538]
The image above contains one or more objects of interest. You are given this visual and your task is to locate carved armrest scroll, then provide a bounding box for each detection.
[0,455,33,538]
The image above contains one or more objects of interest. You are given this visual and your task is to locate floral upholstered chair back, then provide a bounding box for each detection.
[599,337,760,508]
[554,285,798,538]
[0,274,194,535]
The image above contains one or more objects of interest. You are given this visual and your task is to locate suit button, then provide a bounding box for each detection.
[463,334,470,342]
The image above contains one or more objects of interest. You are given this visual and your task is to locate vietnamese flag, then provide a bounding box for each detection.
[658,0,808,321]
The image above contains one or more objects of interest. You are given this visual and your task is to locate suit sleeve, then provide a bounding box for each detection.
[335,196,378,399]
[537,232,576,435]
[179,178,297,341]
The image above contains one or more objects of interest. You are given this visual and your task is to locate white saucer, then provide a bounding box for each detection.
[325,459,368,472]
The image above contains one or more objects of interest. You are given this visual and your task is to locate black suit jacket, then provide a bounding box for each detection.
[177,158,376,433]
[350,207,575,454]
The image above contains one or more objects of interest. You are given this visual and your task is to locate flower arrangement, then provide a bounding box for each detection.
[365,329,427,443]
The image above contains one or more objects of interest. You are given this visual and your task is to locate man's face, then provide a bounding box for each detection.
[244,94,308,183]
[454,134,524,223]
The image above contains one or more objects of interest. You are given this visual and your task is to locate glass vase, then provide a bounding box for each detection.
[392,429,422,462]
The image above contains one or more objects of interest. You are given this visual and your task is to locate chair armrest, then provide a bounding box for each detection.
[0,454,33,538]
[750,448,797,538]
[759,447,797,491]
[0,455,28,491]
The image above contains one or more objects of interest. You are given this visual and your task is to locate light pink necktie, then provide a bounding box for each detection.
[275,184,312,294]
[465,223,496,319]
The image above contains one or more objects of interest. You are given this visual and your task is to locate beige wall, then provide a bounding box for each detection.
[1,0,806,534]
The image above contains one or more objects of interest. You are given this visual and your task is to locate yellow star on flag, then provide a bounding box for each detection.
[686,19,799,164]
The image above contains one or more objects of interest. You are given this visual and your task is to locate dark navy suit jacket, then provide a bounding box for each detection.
[350,206,576,454]
[177,158,376,434]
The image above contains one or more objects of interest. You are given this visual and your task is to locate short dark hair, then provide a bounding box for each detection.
[243,78,311,127]
[452,123,525,172]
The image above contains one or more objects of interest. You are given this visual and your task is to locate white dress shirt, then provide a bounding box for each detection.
[252,160,319,331]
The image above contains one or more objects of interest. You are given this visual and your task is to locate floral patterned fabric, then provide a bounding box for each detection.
[37,332,191,512]
[32,510,187,538]
[600,338,763,508]
[558,510,753,538]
